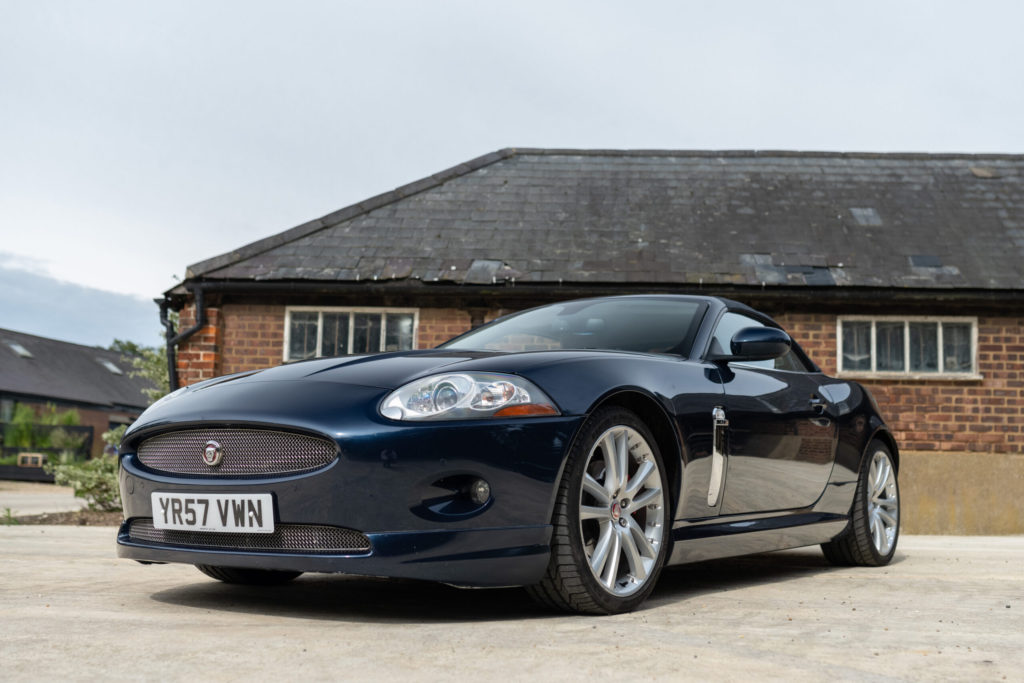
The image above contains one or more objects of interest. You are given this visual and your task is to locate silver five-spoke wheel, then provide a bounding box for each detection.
[579,425,665,597]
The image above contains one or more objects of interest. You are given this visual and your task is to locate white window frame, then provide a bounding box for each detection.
[836,316,981,380]
[283,306,419,362]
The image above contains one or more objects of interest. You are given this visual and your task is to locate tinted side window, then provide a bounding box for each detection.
[710,312,812,372]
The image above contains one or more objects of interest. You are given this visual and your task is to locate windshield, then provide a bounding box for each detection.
[441,298,705,355]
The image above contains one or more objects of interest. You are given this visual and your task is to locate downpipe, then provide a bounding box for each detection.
[159,285,206,391]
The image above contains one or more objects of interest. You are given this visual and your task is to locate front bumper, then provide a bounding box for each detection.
[117,521,552,587]
[116,402,583,587]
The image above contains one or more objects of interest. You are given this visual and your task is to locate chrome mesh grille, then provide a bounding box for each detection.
[127,519,371,554]
[137,428,337,476]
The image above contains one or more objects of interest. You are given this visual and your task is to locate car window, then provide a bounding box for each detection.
[442,299,705,355]
[709,312,812,372]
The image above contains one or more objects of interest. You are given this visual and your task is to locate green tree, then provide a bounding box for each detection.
[108,338,147,357]
[129,346,169,404]
[37,403,81,427]
[108,339,168,404]
[3,403,37,449]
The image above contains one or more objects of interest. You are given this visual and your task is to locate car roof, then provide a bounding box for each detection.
[545,294,768,322]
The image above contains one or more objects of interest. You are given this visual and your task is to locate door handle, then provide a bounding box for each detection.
[809,396,827,414]
[708,406,728,507]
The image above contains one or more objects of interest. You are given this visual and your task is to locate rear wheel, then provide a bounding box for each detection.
[528,407,669,614]
[821,440,899,566]
[195,565,302,585]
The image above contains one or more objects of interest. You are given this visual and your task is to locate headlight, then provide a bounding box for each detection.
[380,372,559,421]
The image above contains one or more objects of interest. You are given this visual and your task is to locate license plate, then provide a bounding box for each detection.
[151,492,275,534]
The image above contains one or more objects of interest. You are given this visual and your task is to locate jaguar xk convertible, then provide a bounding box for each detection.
[117,295,900,614]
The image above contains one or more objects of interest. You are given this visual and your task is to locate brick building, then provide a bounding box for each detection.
[163,149,1024,533]
[1,329,153,478]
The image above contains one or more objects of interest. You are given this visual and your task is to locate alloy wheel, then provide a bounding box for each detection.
[867,449,899,556]
[578,425,665,597]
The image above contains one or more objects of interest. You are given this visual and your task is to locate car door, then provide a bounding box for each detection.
[709,312,838,516]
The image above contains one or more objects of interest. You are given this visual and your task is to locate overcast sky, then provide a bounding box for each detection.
[1,0,1022,347]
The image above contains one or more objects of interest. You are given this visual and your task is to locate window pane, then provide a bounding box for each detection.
[909,322,938,372]
[384,313,415,351]
[842,321,871,371]
[876,322,905,371]
[288,312,318,360]
[352,313,383,353]
[943,323,972,372]
[321,313,349,357]
[774,347,812,372]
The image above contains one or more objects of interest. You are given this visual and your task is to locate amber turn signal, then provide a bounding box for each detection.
[493,404,559,417]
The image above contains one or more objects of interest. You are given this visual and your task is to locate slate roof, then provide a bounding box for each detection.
[186,149,1024,291]
[0,329,152,411]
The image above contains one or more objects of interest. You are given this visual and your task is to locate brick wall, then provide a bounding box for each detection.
[416,308,474,348]
[221,304,286,375]
[175,304,222,386]
[177,303,285,381]
[779,313,1024,454]
[774,313,836,373]
[176,305,479,384]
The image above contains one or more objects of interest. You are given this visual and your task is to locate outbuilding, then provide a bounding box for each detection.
[164,148,1024,533]
[1,329,153,478]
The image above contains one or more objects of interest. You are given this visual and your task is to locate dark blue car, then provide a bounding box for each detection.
[117,295,900,614]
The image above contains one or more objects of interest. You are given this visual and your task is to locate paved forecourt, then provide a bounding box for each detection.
[0,527,1021,681]
[0,481,86,516]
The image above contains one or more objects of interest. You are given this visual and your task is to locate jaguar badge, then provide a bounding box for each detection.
[202,440,223,467]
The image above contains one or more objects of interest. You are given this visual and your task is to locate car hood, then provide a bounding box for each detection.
[123,351,498,439]
[215,350,511,389]
[124,348,667,440]
[187,348,645,391]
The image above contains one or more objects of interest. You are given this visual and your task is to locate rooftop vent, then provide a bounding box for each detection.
[849,207,883,226]
[97,358,124,375]
[969,166,1002,179]
[5,341,33,358]
[909,254,943,268]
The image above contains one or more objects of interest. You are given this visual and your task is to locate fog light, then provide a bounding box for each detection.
[468,479,491,505]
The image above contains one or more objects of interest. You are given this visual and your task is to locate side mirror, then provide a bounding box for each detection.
[727,327,792,362]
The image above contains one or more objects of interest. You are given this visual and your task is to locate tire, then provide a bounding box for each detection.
[821,440,900,566]
[195,565,302,585]
[527,407,670,614]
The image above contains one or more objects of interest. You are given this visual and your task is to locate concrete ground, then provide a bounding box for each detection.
[0,480,86,516]
[0,527,1020,682]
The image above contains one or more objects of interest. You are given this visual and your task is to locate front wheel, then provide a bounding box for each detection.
[528,407,670,614]
[821,440,900,566]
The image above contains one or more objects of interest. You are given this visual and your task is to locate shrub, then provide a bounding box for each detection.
[45,425,127,512]
[47,454,121,511]
[49,427,89,464]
